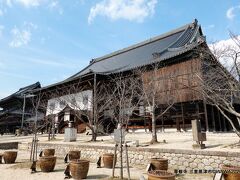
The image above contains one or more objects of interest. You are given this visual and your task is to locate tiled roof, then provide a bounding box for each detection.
[38,19,205,91]
[67,19,204,80]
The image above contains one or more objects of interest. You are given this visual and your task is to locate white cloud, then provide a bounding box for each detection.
[88,0,158,24]
[6,0,12,7]
[9,22,36,48]
[9,27,31,47]
[23,21,38,29]
[226,5,240,20]
[209,37,240,75]
[15,0,42,7]
[48,0,63,15]
[2,0,42,7]
[1,0,64,15]
[3,0,60,9]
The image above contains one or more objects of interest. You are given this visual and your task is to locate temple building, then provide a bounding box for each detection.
[7,19,239,134]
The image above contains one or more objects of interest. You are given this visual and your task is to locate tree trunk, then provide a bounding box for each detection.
[90,126,97,141]
[237,117,240,128]
[216,105,240,139]
[150,111,158,144]
[91,131,97,141]
[48,125,51,141]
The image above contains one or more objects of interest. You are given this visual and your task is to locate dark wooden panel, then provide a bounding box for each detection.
[142,58,202,104]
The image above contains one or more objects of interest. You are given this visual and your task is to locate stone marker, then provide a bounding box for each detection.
[191,119,206,149]
[113,129,126,144]
[64,128,77,142]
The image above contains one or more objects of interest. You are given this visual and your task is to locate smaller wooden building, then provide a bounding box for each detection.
[0,82,42,133]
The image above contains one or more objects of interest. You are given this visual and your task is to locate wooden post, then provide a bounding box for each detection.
[203,99,209,132]
[211,106,216,132]
[217,109,222,131]
[196,101,200,119]
[125,143,130,180]
[120,128,123,180]
[160,107,164,132]
[93,73,97,140]
[181,103,185,131]
[112,143,118,178]
[30,137,34,161]
[144,116,147,133]
[176,117,180,132]
[222,116,227,132]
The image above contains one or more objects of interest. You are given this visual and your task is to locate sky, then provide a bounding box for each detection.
[0,0,240,99]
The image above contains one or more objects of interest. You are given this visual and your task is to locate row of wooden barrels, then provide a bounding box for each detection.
[38,149,174,180]
[1,149,240,180]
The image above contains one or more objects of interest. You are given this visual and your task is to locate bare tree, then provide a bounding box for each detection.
[103,71,143,179]
[196,36,240,138]
[140,64,176,144]
[108,71,143,128]
[44,77,115,142]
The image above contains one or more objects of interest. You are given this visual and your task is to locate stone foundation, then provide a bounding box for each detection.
[19,142,240,171]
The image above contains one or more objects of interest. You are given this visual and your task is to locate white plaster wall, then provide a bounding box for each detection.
[46,90,92,115]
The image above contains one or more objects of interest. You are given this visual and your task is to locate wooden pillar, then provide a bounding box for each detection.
[93,73,97,125]
[223,116,227,132]
[217,109,222,131]
[181,103,185,131]
[203,99,209,132]
[196,102,200,119]
[176,117,181,132]
[211,106,216,132]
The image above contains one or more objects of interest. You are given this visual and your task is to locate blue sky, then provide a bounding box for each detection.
[0,0,240,99]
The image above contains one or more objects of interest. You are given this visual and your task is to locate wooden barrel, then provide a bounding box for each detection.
[69,151,81,161]
[102,153,116,168]
[148,170,175,180]
[221,164,240,180]
[43,149,55,157]
[151,158,168,170]
[3,151,17,164]
[39,156,56,172]
[70,160,90,179]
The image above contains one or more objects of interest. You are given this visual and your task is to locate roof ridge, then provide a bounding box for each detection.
[18,81,40,91]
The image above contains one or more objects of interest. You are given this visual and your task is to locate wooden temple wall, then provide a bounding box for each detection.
[139,58,231,132]
[142,58,202,104]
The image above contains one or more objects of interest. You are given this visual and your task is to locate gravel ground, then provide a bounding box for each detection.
[1,129,239,152]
